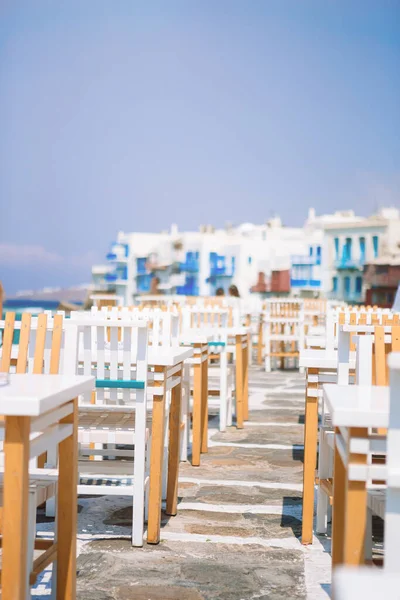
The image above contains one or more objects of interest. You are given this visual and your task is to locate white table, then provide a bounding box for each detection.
[0,373,94,600]
[323,383,389,568]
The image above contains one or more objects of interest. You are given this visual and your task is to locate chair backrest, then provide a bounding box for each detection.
[264,299,304,320]
[88,306,179,348]
[65,316,149,406]
[337,323,400,386]
[180,306,228,331]
[0,312,64,375]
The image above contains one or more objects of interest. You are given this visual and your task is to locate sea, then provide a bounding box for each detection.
[2,299,61,317]
[1,299,82,343]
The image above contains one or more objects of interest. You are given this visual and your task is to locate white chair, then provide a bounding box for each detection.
[333,352,400,598]
[263,299,305,372]
[64,316,150,546]
[180,306,234,432]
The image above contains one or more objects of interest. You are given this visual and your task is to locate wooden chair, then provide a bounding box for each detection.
[333,353,400,597]
[263,299,305,372]
[300,308,399,545]
[0,312,67,595]
[180,306,234,432]
[318,321,399,534]
[64,316,151,546]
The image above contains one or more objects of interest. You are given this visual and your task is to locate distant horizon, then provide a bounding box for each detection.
[1,0,399,294]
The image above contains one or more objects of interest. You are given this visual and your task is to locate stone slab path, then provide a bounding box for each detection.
[33,367,332,599]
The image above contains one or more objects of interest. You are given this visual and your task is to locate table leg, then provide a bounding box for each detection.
[57,398,78,600]
[343,427,368,565]
[166,367,182,516]
[235,335,244,429]
[201,347,208,453]
[301,367,319,545]
[332,432,346,566]
[148,367,167,543]
[257,318,263,366]
[2,415,30,600]
[192,344,202,466]
[243,337,249,422]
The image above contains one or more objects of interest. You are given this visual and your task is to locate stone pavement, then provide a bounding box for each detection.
[33,367,332,599]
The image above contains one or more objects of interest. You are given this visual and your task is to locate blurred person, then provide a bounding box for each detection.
[228,284,240,298]
[216,287,225,296]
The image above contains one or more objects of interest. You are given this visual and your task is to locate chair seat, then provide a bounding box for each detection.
[78,410,150,445]
[78,459,149,495]
[0,475,56,507]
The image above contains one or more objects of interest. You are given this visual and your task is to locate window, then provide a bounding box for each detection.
[334,238,339,259]
[248,256,252,265]
[332,276,338,292]
[373,235,379,258]
[316,246,322,265]
[355,276,362,294]
[309,246,313,256]
[344,276,351,296]
[359,237,366,262]
[343,238,352,261]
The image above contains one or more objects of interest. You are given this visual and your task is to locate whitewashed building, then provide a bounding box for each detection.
[91,207,400,304]
[92,218,312,304]
[322,207,400,303]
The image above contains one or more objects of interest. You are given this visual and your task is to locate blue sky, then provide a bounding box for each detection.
[0,0,399,294]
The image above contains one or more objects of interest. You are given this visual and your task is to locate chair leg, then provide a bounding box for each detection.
[162,390,171,501]
[364,506,373,563]
[26,489,37,599]
[179,365,190,462]
[45,446,57,518]
[316,413,331,534]
[132,387,147,547]
[147,369,167,544]
[219,350,228,432]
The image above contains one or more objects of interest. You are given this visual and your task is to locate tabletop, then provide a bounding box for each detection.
[179,331,214,345]
[323,383,389,428]
[300,348,356,370]
[148,346,193,366]
[0,374,95,417]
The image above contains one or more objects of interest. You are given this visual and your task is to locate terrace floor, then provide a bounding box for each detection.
[34,367,332,599]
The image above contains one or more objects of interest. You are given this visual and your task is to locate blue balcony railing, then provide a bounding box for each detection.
[136,258,148,275]
[180,251,199,272]
[343,291,363,303]
[106,252,117,261]
[291,255,314,266]
[179,260,199,272]
[105,273,118,282]
[209,253,235,277]
[335,258,364,270]
[291,279,321,288]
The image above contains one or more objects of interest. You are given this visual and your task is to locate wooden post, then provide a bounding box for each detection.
[2,415,30,600]
[301,367,319,545]
[343,427,368,565]
[235,334,244,428]
[332,431,347,566]
[243,336,249,421]
[147,366,167,543]
[57,398,78,600]
[192,344,202,466]
[166,368,182,516]
[257,315,263,365]
[201,345,209,453]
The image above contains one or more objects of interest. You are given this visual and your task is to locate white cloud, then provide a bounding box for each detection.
[0,244,98,268]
